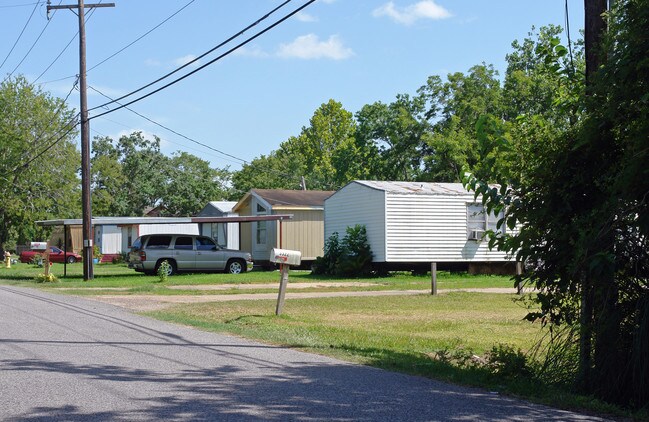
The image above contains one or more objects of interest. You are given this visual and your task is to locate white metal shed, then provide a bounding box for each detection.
[324,181,511,268]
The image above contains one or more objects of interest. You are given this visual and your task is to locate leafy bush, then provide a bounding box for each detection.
[485,344,532,379]
[157,261,171,283]
[336,225,373,277]
[312,232,342,275]
[111,252,128,264]
[35,273,58,283]
[30,253,43,267]
[313,225,373,277]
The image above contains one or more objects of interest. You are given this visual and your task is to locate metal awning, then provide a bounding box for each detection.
[36,214,293,226]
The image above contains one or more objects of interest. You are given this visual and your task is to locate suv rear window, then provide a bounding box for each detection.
[146,235,172,249]
[174,236,194,250]
[131,237,142,251]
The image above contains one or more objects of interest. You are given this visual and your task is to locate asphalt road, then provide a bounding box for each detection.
[0,286,608,421]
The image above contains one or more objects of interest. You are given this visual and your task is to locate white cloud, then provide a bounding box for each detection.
[295,11,317,22]
[144,58,161,67]
[373,1,452,25]
[277,34,353,60]
[233,45,270,58]
[173,54,201,68]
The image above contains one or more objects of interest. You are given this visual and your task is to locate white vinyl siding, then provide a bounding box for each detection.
[325,182,387,261]
[139,224,199,236]
[99,225,121,254]
[325,181,510,264]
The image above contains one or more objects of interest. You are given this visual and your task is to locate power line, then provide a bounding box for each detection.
[0,0,39,71]
[31,0,102,84]
[40,0,197,84]
[87,85,303,183]
[88,84,247,165]
[89,0,296,113]
[1,112,80,179]
[87,0,196,73]
[3,0,63,83]
[0,1,43,8]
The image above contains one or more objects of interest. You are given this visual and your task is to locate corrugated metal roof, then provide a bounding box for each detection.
[252,189,335,207]
[353,181,472,195]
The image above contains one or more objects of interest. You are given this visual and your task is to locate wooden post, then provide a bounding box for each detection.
[44,242,50,277]
[275,264,290,315]
[431,262,437,295]
[516,261,523,295]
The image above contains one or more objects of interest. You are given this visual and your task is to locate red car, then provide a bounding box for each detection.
[20,246,83,264]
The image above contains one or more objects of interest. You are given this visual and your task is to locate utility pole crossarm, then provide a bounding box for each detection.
[47,3,115,11]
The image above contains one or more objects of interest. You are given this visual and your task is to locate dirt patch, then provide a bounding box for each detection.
[167,282,381,291]
[86,288,520,312]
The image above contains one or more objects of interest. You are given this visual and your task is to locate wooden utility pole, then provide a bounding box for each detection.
[47,1,114,280]
[579,0,608,390]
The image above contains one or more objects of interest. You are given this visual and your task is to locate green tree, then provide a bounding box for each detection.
[164,151,232,216]
[0,76,80,250]
[467,0,648,408]
[232,99,365,194]
[355,94,429,181]
[418,64,503,181]
[91,132,168,216]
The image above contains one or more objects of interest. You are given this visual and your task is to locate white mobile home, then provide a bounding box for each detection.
[325,181,512,272]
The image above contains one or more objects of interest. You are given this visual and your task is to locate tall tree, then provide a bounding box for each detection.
[232,99,364,194]
[164,151,232,216]
[0,76,80,250]
[468,0,648,408]
[91,132,168,216]
[355,94,429,181]
[418,64,503,181]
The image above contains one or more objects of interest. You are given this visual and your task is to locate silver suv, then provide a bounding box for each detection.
[128,234,253,276]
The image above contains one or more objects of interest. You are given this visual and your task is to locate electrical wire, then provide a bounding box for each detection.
[89,0,296,113]
[1,112,80,179]
[87,85,303,182]
[565,0,575,76]
[18,118,80,171]
[3,0,63,83]
[0,1,43,8]
[32,0,102,84]
[90,0,316,119]
[88,84,247,165]
[87,0,196,73]
[0,0,40,71]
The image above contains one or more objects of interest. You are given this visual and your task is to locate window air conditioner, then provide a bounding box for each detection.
[468,230,484,241]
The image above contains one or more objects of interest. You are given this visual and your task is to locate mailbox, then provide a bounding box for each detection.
[270,248,301,266]
[30,242,48,251]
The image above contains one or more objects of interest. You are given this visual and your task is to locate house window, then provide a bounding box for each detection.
[256,203,267,246]
[210,222,228,248]
[467,203,504,239]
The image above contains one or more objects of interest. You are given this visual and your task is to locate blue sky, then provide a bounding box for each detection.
[1,0,585,171]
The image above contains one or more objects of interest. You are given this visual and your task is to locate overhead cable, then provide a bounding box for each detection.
[32,0,101,84]
[0,0,40,71]
[88,84,247,165]
[89,0,297,113]
[4,0,63,83]
[87,0,196,73]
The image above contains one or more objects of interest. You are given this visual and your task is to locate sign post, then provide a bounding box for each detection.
[270,248,302,316]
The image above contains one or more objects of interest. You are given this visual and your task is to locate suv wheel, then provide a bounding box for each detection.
[226,259,244,274]
[155,259,177,276]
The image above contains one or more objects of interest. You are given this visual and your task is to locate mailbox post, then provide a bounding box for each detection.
[270,248,302,316]
[30,242,50,275]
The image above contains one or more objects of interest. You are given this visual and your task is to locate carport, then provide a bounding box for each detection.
[36,214,293,277]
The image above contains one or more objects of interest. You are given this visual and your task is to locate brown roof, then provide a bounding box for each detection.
[252,189,335,207]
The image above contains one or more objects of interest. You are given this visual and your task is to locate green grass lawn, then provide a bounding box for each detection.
[0,261,516,294]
